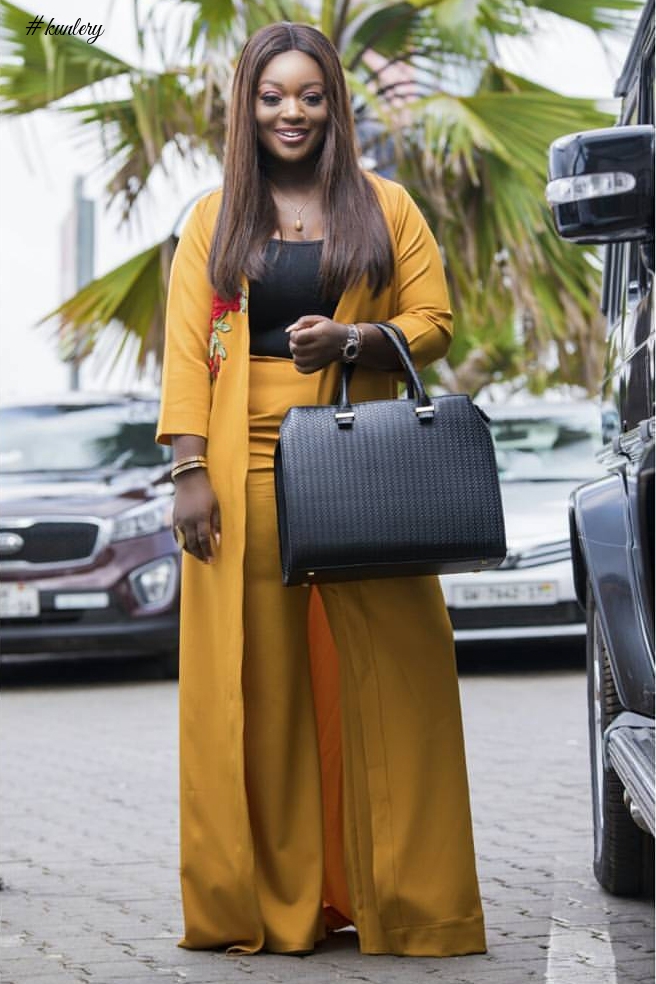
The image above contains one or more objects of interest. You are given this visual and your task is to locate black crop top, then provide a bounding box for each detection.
[248,240,339,358]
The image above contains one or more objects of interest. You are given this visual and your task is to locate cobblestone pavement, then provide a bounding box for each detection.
[1,652,653,984]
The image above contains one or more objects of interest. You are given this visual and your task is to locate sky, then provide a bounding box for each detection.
[0,0,637,403]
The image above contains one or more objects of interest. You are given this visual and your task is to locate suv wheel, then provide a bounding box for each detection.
[587,586,654,896]
[159,649,179,680]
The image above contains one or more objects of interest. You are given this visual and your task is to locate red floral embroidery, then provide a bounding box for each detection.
[211,294,241,321]
[208,289,247,381]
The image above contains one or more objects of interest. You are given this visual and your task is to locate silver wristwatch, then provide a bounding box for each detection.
[340,323,362,363]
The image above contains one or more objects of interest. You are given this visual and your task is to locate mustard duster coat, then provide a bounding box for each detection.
[157,173,482,954]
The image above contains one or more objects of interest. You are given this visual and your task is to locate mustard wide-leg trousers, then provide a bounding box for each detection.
[242,358,486,957]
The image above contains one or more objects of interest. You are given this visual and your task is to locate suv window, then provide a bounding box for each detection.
[0,403,170,473]
[488,408,605,482]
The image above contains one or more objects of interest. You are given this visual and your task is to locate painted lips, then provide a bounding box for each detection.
[274,129,309,144]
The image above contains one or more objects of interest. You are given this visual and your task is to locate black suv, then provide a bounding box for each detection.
[546,0,654,896]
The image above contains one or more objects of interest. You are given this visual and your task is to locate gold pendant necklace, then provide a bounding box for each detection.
[271,186,317,232]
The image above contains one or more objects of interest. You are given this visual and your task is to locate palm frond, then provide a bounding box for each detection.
[408,84,611,201]
[41,240,175,369]
[241,0,311,34]
[176,0,237,44]
[464,89,611,179]
[0,0,133,113]
[67,69,227,220]
[409,92,513,177]
[528,0,644,34]
[344,0,535,72]
[345,1,420,68]
[396,78,611,390]
[321,0,338,38]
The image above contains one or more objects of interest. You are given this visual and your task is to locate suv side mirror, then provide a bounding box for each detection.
[546,125,654,244]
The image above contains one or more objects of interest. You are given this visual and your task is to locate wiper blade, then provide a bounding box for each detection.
[101,450,135,471]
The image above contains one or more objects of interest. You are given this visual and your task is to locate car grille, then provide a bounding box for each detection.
[449,601,583,629]
[0,520,100,565]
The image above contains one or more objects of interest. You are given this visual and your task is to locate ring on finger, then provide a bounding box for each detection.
[174,526,186,549]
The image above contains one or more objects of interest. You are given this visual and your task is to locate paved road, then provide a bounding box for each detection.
[1,648,653,984]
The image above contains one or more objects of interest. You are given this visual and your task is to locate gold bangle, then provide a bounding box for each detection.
[172,454,207,470]
[171,461,207,480]
[171,459,208,481]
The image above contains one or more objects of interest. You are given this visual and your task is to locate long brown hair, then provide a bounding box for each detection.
[208,22,394,300]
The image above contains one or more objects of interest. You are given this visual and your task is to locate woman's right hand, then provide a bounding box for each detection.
[173,469,221,564]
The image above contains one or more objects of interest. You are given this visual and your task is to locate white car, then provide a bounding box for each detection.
[441,401,607,643]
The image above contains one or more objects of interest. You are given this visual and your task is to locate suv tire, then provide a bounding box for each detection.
[587,585,654,896]
[159,649,179,680]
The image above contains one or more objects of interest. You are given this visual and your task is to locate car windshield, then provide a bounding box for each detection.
[488,408,606,482]
[0,402,171,473]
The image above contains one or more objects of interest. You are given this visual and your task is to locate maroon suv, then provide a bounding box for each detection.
[0,395,180,675]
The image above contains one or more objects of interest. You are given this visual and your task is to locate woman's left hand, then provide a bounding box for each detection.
[286,315,348,373]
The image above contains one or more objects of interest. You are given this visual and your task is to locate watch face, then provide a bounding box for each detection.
[342,325,360,361]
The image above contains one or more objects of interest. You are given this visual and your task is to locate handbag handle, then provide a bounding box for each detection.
[377,321,417,401]
[336,321,434,427]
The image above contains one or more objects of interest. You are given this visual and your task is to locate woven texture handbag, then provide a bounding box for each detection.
[274,322,506,586]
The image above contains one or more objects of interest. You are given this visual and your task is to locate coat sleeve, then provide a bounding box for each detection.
[386,182,453,370]
[156,195,217,445]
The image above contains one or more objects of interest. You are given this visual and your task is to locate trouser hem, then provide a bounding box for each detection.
[358,914,487,957]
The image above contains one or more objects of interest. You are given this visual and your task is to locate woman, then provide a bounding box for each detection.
[157,21,486,958]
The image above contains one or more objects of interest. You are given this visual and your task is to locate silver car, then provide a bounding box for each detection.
[441,401,606,643]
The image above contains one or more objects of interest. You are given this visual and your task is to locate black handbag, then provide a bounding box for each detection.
[274,322,506,586]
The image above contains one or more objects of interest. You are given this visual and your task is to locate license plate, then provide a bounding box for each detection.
[450,581,558,608]
[0,583,40,618]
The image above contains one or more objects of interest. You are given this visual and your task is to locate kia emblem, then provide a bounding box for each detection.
[0,532,24,555]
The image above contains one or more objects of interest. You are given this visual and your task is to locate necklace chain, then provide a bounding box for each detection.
[270,185,318,232]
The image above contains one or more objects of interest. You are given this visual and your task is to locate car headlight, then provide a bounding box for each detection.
[111,497,173,542]
[129,556,178,608]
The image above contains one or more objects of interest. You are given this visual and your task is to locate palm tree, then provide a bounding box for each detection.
[0,0,643,392]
